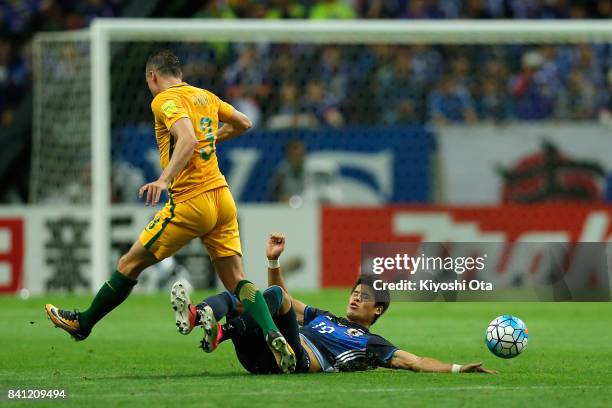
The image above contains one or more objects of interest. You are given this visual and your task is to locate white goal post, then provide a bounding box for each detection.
[33,19,612,291]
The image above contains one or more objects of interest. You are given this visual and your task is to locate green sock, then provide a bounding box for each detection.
[234,280,279,336]
[79,270,137,333]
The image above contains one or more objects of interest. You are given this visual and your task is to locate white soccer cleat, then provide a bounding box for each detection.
[170,281,197,335]
[199,305,223,353]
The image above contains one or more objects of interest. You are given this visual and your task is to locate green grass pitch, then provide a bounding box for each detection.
[1,290,611,407]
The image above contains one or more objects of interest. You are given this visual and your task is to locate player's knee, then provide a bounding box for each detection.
[213,255,245,292]
[117,253,144,279]
[278,287,291,313]
[117,253,134,276]
[265,285,290,314]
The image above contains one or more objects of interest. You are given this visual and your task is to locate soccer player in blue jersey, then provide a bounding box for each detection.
[172,233,497,374]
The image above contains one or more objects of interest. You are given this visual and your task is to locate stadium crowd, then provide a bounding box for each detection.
[2,0,611,130]
[0,0,121,127]
[188,0,612,127]
[178,42,611,128]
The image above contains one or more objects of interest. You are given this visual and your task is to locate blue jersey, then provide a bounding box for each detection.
[299,306,397,372]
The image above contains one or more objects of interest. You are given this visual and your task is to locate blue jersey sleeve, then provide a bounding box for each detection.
[366,334,398,367]
[303,306,328,325]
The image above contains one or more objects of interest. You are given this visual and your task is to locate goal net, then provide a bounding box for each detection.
[31,20,612,291]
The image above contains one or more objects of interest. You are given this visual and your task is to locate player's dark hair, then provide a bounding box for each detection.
[351,275,390,325]
[146,49,182,78]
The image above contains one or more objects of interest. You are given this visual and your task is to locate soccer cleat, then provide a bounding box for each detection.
[266,330,297,374]
[170,281,198,335]
[199,305,223,353]
[44,304,89,341]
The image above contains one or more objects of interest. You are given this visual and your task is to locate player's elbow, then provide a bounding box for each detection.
[234,112,252,131]
[239,116,253,131]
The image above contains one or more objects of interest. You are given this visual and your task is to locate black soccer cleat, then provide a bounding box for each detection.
[266,330,296,374]
[45,304,90,341]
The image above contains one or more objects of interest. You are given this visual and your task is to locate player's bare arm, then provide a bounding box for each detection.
[138,117,198,206]
[216,109,252,144]
[266,232,307,323]
[389,349,497,374]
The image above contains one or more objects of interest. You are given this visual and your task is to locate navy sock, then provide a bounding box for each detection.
[197,291,236,321]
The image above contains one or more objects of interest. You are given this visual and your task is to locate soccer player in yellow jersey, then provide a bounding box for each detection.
[45,49,296,373]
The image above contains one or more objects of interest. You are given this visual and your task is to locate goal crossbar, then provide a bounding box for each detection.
[93,19,612,44]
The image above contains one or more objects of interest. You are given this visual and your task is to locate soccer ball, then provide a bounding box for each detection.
[485,315,528,359]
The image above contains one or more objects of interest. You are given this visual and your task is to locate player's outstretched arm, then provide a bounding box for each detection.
[139,118,198,205]
[216,109,252,144]
[266,232,307,323]
[389,349,497,374]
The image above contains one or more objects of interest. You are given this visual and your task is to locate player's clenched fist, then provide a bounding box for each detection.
[266,232,285,260]
[139,179,168,206]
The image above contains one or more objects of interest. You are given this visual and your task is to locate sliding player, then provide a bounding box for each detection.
[173,233,497,374]
[45,50,296,373]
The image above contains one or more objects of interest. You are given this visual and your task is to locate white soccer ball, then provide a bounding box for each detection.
[485,315,528,359]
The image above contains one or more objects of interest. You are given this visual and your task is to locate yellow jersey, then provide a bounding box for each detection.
[150,82,234,203]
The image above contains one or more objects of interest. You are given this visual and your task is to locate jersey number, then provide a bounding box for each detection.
[312,322,335,334]
[199,117,216,161]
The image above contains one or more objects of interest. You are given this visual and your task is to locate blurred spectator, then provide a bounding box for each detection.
[265,0,306,18]
[77,0,116,24]
[462,0,493,18]
[572,44,605,88]
[0,39,13,126]
[401,0,446,19]
[557,70,597,120]
[449,54,472,90]
[598,69,612,126]
[594,0,612,18]
[181,46,225,91]
[267,140,307,202]
[268,45,302,86]
[475,78,512,122]
[0,39,31,127]
[375,48,426,124]
[267,82,318,129]
[319,46,350,106]
[193,1,238,18]
[310,0,357,19]
[410,45,443,86]
[511,50,555,120]
[428,75,478,125]
[302,79,345,127]
[507,0,541,19]
[538,0,571,19]
[224,46,268,91]
[356,0,403,18]
[224,45,271,127]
